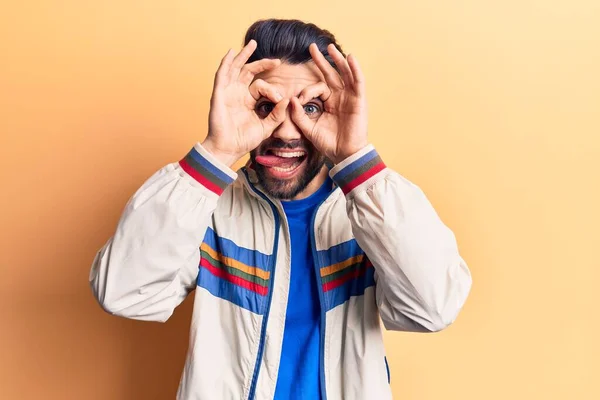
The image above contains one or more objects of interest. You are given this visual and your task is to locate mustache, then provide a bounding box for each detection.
[259,139,311,151]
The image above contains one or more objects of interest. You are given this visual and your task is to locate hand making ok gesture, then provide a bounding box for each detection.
[290,43,369,164]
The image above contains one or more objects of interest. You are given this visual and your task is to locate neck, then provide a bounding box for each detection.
[289,165,330,200]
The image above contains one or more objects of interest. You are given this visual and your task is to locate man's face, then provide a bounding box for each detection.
[250,62,327,200]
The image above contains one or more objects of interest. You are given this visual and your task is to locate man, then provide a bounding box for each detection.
[90,19,472,400]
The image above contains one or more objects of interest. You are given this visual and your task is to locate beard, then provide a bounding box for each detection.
[250,138,326,200]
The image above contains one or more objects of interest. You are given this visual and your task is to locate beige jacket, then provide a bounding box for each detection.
[90,143,472,400]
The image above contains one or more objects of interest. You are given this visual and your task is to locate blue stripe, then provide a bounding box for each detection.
[196,267,265,314]
[188,147,235,184]
[333,149,379,181]
[325,266,375,311]
[317,239,364,268]
[203,228,272,274]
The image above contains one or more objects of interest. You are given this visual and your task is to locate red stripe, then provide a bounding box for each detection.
[200,258,268,296]
[342,162,386,195]
[179,159,224,196]
[322,261,373,292]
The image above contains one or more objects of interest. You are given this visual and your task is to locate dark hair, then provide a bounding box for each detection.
[244,19,344,68]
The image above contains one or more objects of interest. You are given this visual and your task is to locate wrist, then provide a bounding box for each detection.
[201,139,243,168]
[329,144,386,196]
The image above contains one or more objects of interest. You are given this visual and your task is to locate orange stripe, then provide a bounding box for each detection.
[200,243,270,280]
[320,255,365,277]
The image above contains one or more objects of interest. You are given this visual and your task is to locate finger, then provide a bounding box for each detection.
[214,49,235,86]
[297,81,332,105]
[348,54,366,96]
[262,98,290,135]
[309,43,343,89]
[230,40,258,78]
[290,97,316,137]
[239,58,281,85]
[248,79,283,102]
[327,43,354,90]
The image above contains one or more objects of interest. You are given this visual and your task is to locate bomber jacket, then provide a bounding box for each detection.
[90,143,472,400]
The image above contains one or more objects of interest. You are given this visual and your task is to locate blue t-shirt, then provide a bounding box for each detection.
[274,177,333,400]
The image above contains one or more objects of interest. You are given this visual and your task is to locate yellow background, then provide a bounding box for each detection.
[1,1,599,399]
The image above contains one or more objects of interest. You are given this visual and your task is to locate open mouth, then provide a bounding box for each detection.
[255,149,308,177]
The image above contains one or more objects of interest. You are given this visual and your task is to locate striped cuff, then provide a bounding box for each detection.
[179,143,237,196]
[329,145,387,195]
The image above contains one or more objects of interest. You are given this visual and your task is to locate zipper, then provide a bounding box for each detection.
[243,170,281,400]
[310,191,336,400]
[385,356,390,384]
[243,168,337,400]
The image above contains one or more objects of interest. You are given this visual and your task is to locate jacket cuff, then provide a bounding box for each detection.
[329,145,387,196]
[179,143,238,196]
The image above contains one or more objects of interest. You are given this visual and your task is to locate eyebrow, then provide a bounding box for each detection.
[256,93,325,102]
[303,96,324,103]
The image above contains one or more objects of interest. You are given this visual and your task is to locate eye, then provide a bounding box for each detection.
[303,103,322,118]
[255,102,275,118]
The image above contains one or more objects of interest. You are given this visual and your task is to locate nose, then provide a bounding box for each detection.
[271,104,302,142]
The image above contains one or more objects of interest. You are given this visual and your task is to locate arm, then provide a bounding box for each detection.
[289,44,471,332]
[89,144,236,322]
[330,145,472,332]
[90,40,290,322]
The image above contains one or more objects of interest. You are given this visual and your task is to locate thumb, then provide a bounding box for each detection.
[290,97,316,139]
[261,98,290,136]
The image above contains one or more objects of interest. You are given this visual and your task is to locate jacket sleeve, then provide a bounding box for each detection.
[329,145,472,332]
[89,143,237,322]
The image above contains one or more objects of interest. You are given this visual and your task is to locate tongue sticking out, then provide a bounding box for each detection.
[255,154,304,168]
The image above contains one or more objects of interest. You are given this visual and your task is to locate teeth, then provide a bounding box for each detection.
[272,161,301,172]
[273,151,305,158]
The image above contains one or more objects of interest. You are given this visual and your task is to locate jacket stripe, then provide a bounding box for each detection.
[320,254,365,277]
[322,261,373,292]
[200,243,270,281]
[343,162,386,194]
[179,147,235,196]
[200,258,268,296]
[317,239,376,310]
[335,153,381,186]
[331,148,387,195]
[180,159,225,195]
[200,249,269,287]
[317,239,364,268]
[196,228,274,314]
[321,261,366,284]
[334,149,379,181]
[196,264,265,314]
[187,146,235,184]
[203,228,272,272]
[326,267,376,310]
[183,153,229,189]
